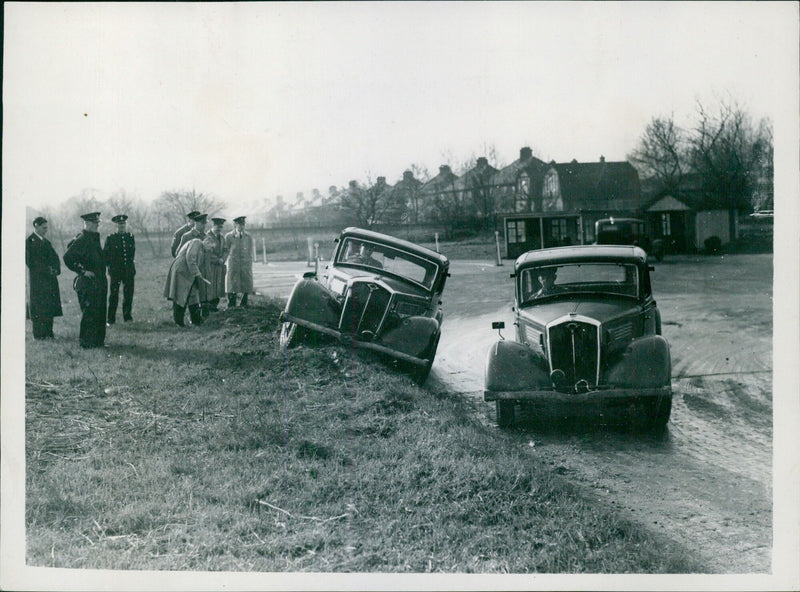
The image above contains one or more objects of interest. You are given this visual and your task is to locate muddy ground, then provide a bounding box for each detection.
[255,253,773,573]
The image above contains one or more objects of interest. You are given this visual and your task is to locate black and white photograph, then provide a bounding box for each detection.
[2,2,798,590]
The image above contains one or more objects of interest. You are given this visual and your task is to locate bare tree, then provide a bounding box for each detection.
[340,175,397,229]
[628,115,686,194]
[152,189,227,231]
[688,98,773,239]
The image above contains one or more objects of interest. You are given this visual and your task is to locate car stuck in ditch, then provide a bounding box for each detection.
[484,245,672,427]
[279,227,449,384]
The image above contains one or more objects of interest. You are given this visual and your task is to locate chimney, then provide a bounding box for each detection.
[599,155,605,163]
[439,165,452,175]
[476,157,488,168]
[571,158,578,164]
[403,170,414,181]
[349,180,358,189]
[520,147,533,161]
[377,176,386,186]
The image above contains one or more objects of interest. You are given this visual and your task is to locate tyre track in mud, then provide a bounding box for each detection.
[255,255,774,573]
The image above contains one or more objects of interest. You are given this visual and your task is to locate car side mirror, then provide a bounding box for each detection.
[492,321,505,340]
[303,271,316,279]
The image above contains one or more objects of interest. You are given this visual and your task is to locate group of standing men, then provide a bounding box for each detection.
[164,211,254,327]
[26,212,136,348]
[26,208,255,347]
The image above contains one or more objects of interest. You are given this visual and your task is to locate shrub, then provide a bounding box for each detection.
[704,236,722,254]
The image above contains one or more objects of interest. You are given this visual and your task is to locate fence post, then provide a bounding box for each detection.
[307,237,314,267]
[314,242,319,276]
[262,237,267,264]
[495,231,503,266]
[434,232,440,253]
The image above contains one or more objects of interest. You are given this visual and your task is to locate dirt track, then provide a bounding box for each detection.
[255,253,773,573]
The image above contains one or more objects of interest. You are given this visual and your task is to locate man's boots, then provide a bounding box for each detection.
[188,304,204,326]
[228,293,237,308]
[240,293,248,307]
[173,304,186,326]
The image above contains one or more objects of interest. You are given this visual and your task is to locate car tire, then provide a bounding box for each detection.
[412,332,440,386]
[496,400,515,428]
[650,395,672,429]
[279,321,305,350]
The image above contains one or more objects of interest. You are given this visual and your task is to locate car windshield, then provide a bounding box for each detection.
[336,237,439,290]
[519,262,639,304]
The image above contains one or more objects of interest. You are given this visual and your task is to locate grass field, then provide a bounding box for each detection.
[23,253,703,573]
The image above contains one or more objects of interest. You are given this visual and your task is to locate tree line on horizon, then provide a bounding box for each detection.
[31,97,772,252]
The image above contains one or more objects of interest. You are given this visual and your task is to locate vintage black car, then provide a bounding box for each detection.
[484,245,672,428]
[279,227,450,384]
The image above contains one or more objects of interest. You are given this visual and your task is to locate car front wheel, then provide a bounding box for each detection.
[279,321,305,350]
[496,400,515,428]
[412,332,440,385]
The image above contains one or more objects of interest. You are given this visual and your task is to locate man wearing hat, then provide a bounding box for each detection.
[170,211,200,257]
[224,216,254,307]
[26,216,63,339]
[63,212,107,348]
[104,214,136,324]
[201,217,228,315]
[177,213,208,253]
[164,233,210,326]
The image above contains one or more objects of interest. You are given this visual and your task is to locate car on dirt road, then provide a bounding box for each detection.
[484,245,672,428]
[279,227,450,384]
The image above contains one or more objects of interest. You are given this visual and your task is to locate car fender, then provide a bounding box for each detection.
[284,278,341,330]
[485,340,550,392]
[380,316,439,358]
[606,334,671,388]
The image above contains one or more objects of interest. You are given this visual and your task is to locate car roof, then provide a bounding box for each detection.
[515,245,647,270]
[340,227,449,266]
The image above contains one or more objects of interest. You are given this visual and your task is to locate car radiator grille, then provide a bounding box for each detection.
[339,282,391,339]
[548,321,599,386]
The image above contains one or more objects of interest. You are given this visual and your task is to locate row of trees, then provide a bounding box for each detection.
[628,97,774,212]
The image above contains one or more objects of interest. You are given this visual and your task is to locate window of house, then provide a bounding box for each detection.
[661,213,672,236]
[550,218,568,240]
[507,220,526,243]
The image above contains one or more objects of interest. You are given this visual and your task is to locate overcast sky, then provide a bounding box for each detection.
[3,2,796,211]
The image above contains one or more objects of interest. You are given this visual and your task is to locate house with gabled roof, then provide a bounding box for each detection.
[391,170,424,224]
[452,157,499,224]
[498,154,643,258]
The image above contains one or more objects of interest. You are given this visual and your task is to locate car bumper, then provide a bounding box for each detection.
[484,386,671,416]
[280,312,429,367]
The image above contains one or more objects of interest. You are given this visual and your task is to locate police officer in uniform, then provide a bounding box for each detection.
[104,214,136,324]
[63,212,108,348]
[171,210,200,257]
[26,216,63,339]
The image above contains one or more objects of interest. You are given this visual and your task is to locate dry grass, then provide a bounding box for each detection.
[24,254,703,573]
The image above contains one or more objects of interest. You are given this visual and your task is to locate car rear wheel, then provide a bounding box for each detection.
[496,400,515,428]
[279,321,305,349]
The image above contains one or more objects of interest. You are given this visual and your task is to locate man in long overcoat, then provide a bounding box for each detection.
[26,216,63,339]
[201,217,228,314]
[225,216,254,307]
[164,236,208,326]
[104,214,136,324]
[170,210,200,257]
[63,212,107,348]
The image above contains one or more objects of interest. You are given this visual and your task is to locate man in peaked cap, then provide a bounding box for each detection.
[104,214,136,324]
[63,212,108,348]
[26,216,63,339]
[201,217,228,315]
[225,216,254,307]
[177,213,208,253]
[171,210,200,257]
